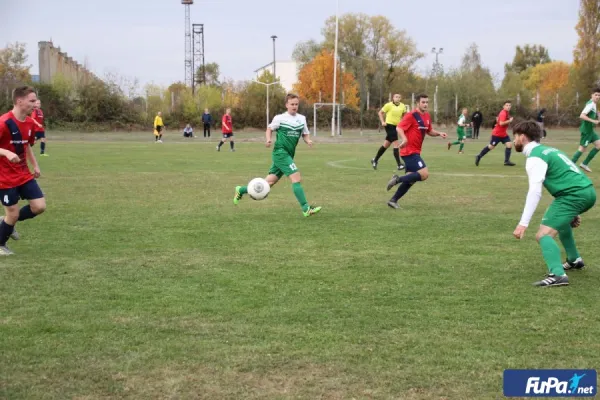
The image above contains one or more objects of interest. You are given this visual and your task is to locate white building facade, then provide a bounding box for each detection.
[254,61,299,93]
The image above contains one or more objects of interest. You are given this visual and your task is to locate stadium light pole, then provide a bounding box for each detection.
[253,79,280,128]
[271,35,278,81]
[331,0,339,137]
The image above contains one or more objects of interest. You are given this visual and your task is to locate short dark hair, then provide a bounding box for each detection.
[513,120,542,143]
[593,88,600,94]
[415,94,428,102]
[504,100,512,105]
[12,86,36,104]
[285,93,299,103]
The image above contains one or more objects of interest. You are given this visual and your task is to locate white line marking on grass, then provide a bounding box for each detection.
[326,159,526,179]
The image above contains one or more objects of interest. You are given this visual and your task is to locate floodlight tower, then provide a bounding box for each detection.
[182,0,194,88]
[192,23,205,93]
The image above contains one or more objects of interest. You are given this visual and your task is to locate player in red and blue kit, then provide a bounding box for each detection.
[0,86,47,255]
[385,94,447,209]
[30,99,48,156]
[475,100,516,166]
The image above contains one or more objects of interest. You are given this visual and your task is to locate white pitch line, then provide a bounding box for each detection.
[326,159,526,179]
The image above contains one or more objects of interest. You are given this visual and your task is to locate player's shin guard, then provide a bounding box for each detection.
[40,141,46,154]
[478,146,491,158]
[539,236,566,276]
[0,220,14,246]
[504,147,512,163]
[292,182,309,211]
[559,227,581,262]
[572,150,583,163]
[582,148,599,165]
[18,205,37,222]
[393,148,402,166]
[398,172,422,184]
[391,182,413,202]
[374,146,387,162]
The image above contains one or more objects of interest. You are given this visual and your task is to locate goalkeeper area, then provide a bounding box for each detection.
[1,128,599,399]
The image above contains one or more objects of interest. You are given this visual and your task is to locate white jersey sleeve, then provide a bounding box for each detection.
[581,102,596,116]
[301,115,310,135]
[268,114,281,130]
[519,157,548,227]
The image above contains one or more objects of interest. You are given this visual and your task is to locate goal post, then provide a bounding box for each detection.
[313,103,345,136]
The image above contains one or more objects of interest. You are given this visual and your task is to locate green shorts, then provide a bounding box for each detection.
[456,128,465,141]
[268,151,298,178]
[579,130,599,147]
[541,186,597,230]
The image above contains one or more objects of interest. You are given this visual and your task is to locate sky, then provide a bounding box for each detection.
[2,0,581,92]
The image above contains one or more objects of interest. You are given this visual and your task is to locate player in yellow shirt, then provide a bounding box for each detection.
[371,93,406,170]
[154,112,164,143]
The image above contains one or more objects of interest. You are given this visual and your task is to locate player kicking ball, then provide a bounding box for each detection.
[448,108,469,153]
[233,94,321,217]
[512,121,596,287]
[385,94,447,209]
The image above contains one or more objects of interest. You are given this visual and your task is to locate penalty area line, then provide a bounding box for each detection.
[326,159,525,179]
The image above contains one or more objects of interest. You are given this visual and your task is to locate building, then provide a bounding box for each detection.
[38,41,99,86]
[253,61,298,93]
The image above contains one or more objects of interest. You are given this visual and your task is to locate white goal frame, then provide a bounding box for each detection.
[313,103,345,136]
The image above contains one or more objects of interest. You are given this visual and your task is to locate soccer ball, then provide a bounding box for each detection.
[247,177,270,200]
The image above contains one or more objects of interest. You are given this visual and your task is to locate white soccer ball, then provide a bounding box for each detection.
[247,178,270,200]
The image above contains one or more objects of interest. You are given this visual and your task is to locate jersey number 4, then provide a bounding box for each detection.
[558,153,581,174]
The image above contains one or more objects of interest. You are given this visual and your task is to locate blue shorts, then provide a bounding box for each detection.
[0,179,44,207]
[401,154,427,172]
[490,135,510,146]
[35,131,45,140]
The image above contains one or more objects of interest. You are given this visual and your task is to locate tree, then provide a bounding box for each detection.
[573,0,600,89]
[499,71,532,109]
[293,50,359,108]
[523,61,571,108]
[504,44,551,74]
[320,13,423,102]
[292,39,323,68]
[196,62,221,86]
[0,42,32,84]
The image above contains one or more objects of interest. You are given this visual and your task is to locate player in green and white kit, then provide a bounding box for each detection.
[447,108,469,153]
[571,88,600,172]
[512,121,596,287]
[233,94,322,217]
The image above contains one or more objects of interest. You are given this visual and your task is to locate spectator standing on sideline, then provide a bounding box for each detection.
[202,109,212,138]
[537,108,547,139]
[471,107,483,139]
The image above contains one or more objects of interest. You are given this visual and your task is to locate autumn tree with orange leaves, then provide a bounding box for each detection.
[293,50,359,109]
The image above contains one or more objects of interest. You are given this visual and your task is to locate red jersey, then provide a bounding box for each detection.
[222,114,232,133]
[0,111,36,189]
[492,109,510,138]
[398,110,432,156]
[31,108,44,131]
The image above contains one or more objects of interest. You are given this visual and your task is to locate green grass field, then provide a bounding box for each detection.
[1,128,599,399]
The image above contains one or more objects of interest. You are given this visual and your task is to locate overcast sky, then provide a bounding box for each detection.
[3,0,581,91]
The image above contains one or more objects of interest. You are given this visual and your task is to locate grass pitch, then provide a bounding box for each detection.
[1,128,599,399]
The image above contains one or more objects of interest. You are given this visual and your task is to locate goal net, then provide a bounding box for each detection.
[313,103,345,136]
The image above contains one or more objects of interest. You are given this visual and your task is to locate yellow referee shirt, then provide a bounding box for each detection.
[154,115,163,128]
[381,102,407,125]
